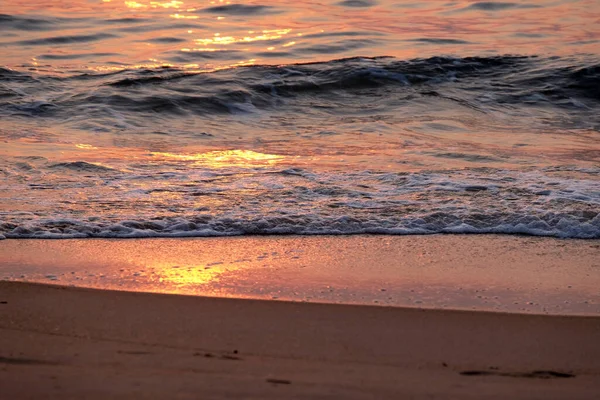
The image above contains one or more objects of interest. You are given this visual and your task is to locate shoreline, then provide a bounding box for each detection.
[2,230,599,242]
[4,279,599,319]
[2,279,596,318]
[1,281,599,399]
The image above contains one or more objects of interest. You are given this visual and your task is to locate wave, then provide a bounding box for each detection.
[0,14,59,31]
[2,56,598,121]
[336,0,378,8]
[94,55,599,101]
[1,165,599,239]
[200,4,278,15]
[459,2,542,12]
[1,211,598,239]
[101,55,530,88]
[47,161,118,173]
[16,33,118,46]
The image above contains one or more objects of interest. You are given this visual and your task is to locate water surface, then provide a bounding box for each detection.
[1,0,599,238]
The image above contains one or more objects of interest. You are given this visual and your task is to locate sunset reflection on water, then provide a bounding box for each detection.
[151,149,286,167]
[2,0,598,73]
[1,0,599,244]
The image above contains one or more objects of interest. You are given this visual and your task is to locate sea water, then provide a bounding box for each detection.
[1,0,599,239]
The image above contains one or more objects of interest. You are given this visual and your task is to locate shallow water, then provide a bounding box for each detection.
[1,0,599,238]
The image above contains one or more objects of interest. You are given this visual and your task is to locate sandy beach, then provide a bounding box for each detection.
[2,0,600,397]
[1,235,600,399]
[1,281,599,399]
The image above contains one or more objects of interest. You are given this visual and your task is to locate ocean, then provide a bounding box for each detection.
[1,0,599,239]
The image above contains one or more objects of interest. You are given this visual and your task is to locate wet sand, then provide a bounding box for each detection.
[1,235,599,314]
[1,281,599,399]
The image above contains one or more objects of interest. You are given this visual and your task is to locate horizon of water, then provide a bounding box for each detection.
[1,0,600,239]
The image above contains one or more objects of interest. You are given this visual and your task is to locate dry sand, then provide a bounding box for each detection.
[1,281,600,399]
[1,235,599,399]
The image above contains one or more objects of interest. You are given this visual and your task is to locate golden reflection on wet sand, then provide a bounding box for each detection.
[147,261,240,290]
[0,236,598,315]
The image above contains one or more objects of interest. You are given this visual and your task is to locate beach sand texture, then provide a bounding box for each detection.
[1,281,600,399]
[1,235,600,399]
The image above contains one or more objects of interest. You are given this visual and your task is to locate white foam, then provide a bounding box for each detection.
[2,161,599,239]
[2,211,599,239]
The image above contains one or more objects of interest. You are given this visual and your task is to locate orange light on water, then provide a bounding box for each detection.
[150,0,184,8]
[151,150,285,167]
[126,0,184,8]
[180,47,220,52]
[75,144,98,150]
[125,1,147,8]
[193,29,292,47]
[170,13,199,19]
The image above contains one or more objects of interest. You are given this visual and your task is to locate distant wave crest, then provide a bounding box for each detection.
[2,56,598,121]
